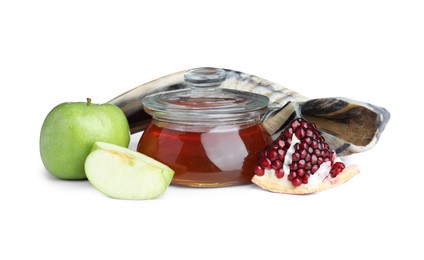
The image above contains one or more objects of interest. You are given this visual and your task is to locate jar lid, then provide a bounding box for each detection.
[142,67,270,124]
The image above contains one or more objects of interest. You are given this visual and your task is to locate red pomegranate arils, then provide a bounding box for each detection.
[302,174,310,184]
[254,165,265,176]
[277,149,285,160]
[275,168,284,178]
[292,177,302,186]
[311,164,319,174]
[295,128,305,139]
[268,149,278,161]
[254,118,346,187]
[292,153,300,162]
[272,160,283,169]
[330,162,346,177]
[261,158,272,169]
[297,168,306,177]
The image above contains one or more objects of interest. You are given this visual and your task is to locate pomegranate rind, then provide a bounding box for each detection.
[251,165,359,194]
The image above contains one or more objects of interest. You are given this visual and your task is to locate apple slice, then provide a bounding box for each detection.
[85,141,174,200]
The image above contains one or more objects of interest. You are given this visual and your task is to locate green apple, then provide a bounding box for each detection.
[40,98,130,179]
[85,142,174,200]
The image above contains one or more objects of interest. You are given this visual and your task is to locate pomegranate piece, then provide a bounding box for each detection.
[252,118,359,194]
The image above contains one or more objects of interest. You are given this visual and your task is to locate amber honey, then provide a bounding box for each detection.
[137,122,272,187]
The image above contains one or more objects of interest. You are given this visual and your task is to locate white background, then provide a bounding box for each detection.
[1,0,422,259]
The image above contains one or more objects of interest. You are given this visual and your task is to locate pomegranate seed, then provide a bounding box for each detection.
[310,154,318,164]
[277,139,285,148]
[299,149,307,159]
[255,166,264,176]
[291,119,301,130]
[285,140,291,148]
[295,128,305,139]
[321,150,329,157]
[302,174,310,184]
[297,168,305,177]
[284,128,293,138]
[305,129,314,137]
[304,162,312,170]
[299,142,309,150]
[298,159,306,168]
[304,137,312,144]
[311,164,319,174]
[272,160,283,169]
[330,162,345,177]
[292,153,300,162]
[292,177,302,186]
[275,168,285,178]
[305,154,311,162]
[261,158,272,169]
[300,120,308,129]
[268,149,278,161]
[278,149,286,160]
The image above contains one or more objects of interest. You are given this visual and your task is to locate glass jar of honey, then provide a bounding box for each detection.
[137,68,272,187]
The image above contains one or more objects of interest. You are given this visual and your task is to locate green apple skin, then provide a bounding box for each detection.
[85,142,174,200]
[40,100,130,180]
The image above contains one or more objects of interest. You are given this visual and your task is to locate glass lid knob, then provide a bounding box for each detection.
[183,67,227,89]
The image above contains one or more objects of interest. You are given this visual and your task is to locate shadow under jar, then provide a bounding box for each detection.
[137,68,272,187]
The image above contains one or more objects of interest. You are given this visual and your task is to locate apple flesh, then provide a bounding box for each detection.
[85,142,174,200]
[40,99,130,179]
